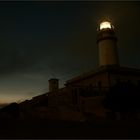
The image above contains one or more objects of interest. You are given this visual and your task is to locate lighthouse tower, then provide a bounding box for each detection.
[97,21,119,67]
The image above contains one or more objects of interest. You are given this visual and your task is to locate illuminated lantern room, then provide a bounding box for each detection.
[99,21,114,31]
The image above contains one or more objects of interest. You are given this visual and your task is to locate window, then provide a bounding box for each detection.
[98,81,102,88]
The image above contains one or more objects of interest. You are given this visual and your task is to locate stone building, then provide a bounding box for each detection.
[13,20,140,120]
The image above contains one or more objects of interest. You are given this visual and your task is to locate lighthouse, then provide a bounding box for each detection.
[97,21,119,67]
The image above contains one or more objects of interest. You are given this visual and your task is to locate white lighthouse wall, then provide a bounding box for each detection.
[98,39,119,66]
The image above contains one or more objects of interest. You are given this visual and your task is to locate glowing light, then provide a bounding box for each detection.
[100,21,112,30]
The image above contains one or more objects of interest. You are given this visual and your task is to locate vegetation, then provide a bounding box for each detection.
[103,80,140,119]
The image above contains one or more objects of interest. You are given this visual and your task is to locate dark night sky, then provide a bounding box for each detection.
[0,1,140,103]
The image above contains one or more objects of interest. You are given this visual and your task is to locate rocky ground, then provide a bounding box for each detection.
[0,119,139,138]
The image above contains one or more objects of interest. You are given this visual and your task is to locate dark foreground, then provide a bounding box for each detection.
[0,119,140,138]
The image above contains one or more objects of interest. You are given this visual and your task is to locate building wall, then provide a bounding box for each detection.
[48,88,74,108]
[79,96,108,118]
[110,73,140,86]
[18,68,140,121]
[67,72,109,88]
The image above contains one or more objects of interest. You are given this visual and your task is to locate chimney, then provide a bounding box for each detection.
[49,78,59,92]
